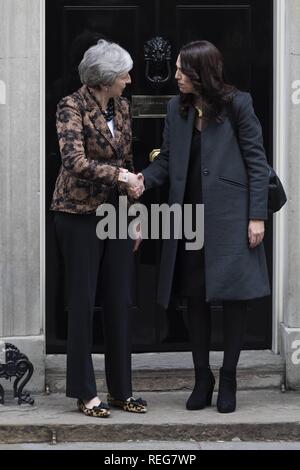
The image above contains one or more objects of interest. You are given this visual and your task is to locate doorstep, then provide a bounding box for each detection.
[0,389,299,444]
[45,350,284,394]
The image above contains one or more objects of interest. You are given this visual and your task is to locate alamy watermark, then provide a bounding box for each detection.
[292,80,300,105]
[96,196,204,251]
[0,80,6,105]
[291,339,300,366]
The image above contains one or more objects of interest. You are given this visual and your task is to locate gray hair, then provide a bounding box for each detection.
[78,39,133,87]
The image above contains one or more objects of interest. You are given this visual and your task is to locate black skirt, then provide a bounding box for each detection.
[174,128,206,297]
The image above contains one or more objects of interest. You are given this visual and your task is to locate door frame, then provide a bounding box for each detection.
[272,0,288,353]
[40,0,287,353]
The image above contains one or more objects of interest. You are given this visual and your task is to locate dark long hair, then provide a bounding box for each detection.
[179,40,236,121]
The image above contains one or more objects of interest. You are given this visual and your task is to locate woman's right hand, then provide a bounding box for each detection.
[127,173,145,199]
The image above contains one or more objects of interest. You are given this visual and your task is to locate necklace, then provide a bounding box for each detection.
[88,87,115,121]
[102,98,115,122]
[194,106,203,119]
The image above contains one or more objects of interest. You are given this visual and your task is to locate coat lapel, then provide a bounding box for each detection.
[177,106,195,184]
[80,85,123,153]
[89,107,116,147]
[201,106,228,158]
[113,98,124,146]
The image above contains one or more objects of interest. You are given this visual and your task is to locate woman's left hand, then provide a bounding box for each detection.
[248,220,265,249]
[133,223,142,252]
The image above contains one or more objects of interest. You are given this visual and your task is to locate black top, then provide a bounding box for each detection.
[184,127,203,207]
[174,127,206,298]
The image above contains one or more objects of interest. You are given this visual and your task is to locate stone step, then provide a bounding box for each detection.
[0,390,299,444]
[45,351,284,394]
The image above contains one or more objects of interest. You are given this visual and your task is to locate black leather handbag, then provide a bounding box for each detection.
[267,164,287,213]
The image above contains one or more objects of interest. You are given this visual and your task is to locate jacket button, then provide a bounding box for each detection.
[202,169,209,176]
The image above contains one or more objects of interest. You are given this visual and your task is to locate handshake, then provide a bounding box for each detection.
[118,168,145,199]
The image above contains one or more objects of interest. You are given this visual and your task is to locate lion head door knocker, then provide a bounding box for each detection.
[144,36,172,89]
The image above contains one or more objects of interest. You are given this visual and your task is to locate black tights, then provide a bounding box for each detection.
[187,296,247,372]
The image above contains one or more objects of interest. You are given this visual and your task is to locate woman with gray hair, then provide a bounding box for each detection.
[50,39,146,418]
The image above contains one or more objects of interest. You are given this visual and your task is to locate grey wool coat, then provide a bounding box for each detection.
[142,91,271,308]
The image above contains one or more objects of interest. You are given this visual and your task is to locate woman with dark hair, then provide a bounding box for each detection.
[132,40,270,413]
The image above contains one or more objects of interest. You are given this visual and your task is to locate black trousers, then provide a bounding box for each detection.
[54,202,134,401]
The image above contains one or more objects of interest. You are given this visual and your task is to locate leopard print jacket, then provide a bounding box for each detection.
[50,85,134,214]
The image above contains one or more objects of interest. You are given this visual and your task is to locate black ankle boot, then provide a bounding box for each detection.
[217,368,237,413]
[186,367,215,410]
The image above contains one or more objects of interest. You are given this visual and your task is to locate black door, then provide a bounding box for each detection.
[46,0,273,353]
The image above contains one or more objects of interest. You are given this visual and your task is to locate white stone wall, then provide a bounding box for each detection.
[0,0,44,391]
[286,0,300,328]
[281,0,300,389]
[0,0,41,338]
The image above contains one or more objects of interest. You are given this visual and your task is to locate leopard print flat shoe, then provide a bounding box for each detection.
[107,394,147,413]
[77,399,110,418]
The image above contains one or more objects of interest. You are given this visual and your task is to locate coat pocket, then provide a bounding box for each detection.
[64,174,92,204]
[218,176,248,191]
